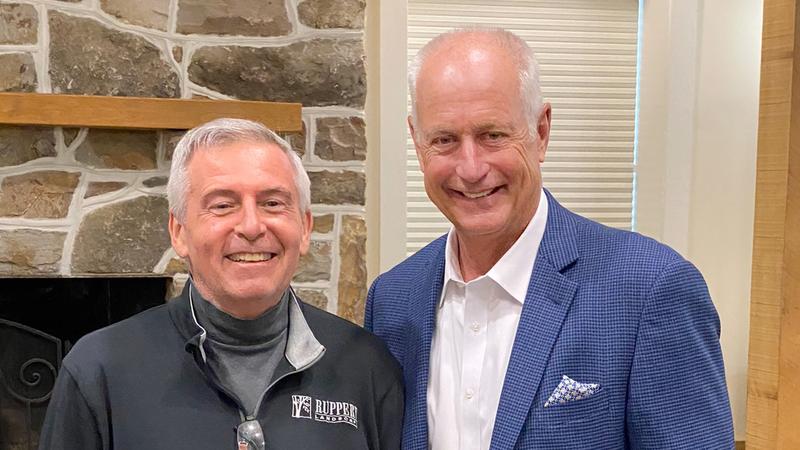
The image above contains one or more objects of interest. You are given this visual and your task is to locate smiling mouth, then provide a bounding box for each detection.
[458,187,501,199]
[227,252,275,263]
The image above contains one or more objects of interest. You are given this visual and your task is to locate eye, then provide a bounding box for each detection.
[483,131,506,141]
[262,199,286,210]
[209,202,235,215]
[430,135,456,147]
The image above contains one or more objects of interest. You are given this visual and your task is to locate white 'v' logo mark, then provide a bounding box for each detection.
[291,395,312,419]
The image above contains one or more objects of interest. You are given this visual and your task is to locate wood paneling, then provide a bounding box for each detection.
[0,93,302,131]
[747,0,800,448]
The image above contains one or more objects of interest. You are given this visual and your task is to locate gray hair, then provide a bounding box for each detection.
[408,27,543,135]
[167,118,311,222]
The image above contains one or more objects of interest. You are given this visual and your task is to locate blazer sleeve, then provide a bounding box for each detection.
[364,275,379,332]
[625,258,734,449]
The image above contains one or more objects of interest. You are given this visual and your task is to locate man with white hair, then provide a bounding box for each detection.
[366,28,733,449]
[39,118,403,450]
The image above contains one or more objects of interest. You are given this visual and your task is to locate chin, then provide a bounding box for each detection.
[224,285,275,303]
[452,217,508,235]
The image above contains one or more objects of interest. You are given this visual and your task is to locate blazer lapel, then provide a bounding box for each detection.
[489,193,580,450]
[403,239,446,450]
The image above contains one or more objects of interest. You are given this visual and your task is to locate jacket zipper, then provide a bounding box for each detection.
[187,287,326,423]
[244,348,326,421]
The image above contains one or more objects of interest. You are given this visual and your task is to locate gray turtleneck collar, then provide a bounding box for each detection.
[190,284,290,415]
[192,285,290,346]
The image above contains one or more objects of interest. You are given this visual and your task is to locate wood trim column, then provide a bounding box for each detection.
[746,0,800,448]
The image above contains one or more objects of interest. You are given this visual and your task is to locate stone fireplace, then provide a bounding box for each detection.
[0,0,369,448]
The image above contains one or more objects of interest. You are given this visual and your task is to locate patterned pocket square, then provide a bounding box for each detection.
[544,375,600,407]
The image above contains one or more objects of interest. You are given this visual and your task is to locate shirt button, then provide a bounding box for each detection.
[470,322,480,333]
[465,388,474,399]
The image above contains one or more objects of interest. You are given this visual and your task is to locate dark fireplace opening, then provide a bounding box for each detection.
[0,277,170,450]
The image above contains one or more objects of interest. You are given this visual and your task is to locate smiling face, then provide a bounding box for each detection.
[168,141,312,318]
[410,35,551,255]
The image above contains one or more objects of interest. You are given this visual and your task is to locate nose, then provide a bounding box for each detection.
[454,137,489,183]
[234,200,266,241]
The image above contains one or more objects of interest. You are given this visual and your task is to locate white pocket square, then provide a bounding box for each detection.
[544,375,601,407]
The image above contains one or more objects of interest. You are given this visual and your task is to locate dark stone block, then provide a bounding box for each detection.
[312,214,334,233]
[177,0,291,37]
[0,171,80,219]
[0,53,37,92]
[0,126,56,166]
[71,196,170,273]
[0,229,66,275]
[315,117,366,161]
[0,3,38,45]
[49,11,180,98]
[100,0,169,31]
[337,215,366,324]
[308,170,365,205]
[85,181,128,198]
[294,241,331,282]
[76,129,158,170]
[189,39,365,107]
[298,0,365,29]
[296,288,328,310]
[143,176,168,187]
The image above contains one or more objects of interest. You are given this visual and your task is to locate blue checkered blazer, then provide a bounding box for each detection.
[365,191,734,450]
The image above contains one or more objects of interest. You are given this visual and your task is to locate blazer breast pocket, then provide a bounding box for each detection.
[532,388,611,429]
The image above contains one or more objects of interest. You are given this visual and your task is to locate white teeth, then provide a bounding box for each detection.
[228,253,273,262]
[462,189,493,199]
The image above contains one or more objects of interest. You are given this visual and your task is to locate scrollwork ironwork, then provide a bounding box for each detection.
[0,318,63,404]
[9,358,58,403]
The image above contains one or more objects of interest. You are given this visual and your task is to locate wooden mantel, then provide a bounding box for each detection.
[0,93,302,131]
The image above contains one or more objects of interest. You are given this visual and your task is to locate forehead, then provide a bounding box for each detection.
[186,141,295,191]
[419,35,521,87]
[415,40,525,128]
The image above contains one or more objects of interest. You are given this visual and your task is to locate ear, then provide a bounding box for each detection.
[408,115,426,173]
[169,212,189,258]
[535,103,552,163]
[299,210,313,255]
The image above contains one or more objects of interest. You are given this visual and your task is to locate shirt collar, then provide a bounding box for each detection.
[441,188,549,306]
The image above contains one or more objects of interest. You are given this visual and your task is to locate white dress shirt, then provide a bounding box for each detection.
[427,190,548,450]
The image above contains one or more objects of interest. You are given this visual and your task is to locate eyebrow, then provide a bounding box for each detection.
[201,188,294,202]
[424,122,515,137]
[474,121,514,132]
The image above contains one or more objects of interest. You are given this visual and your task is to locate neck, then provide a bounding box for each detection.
[456,231,520,282]
[455,198,541,282]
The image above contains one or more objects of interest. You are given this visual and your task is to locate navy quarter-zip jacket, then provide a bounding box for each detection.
[38,285,403,450]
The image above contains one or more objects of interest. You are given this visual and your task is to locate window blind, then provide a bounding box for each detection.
[406,0,639,255]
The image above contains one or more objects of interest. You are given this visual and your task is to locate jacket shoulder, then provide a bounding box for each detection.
[564,213,705,314]
[61,304,173,375]
[300,303,401,374]
[376,234,446,286]
[573,214,685,273]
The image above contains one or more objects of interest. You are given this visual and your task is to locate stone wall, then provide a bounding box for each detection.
[0,0,368,324]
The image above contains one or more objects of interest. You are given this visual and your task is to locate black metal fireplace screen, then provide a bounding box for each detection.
[0,278,169,449]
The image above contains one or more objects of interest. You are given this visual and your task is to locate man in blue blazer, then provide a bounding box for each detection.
[365,28,734,449]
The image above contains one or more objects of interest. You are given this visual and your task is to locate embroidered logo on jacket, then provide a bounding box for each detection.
[290,395,358,428]
[292,395,312,419]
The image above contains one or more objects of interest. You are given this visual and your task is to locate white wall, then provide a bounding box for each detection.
[366,0,409,281]
[636,0,761,439]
